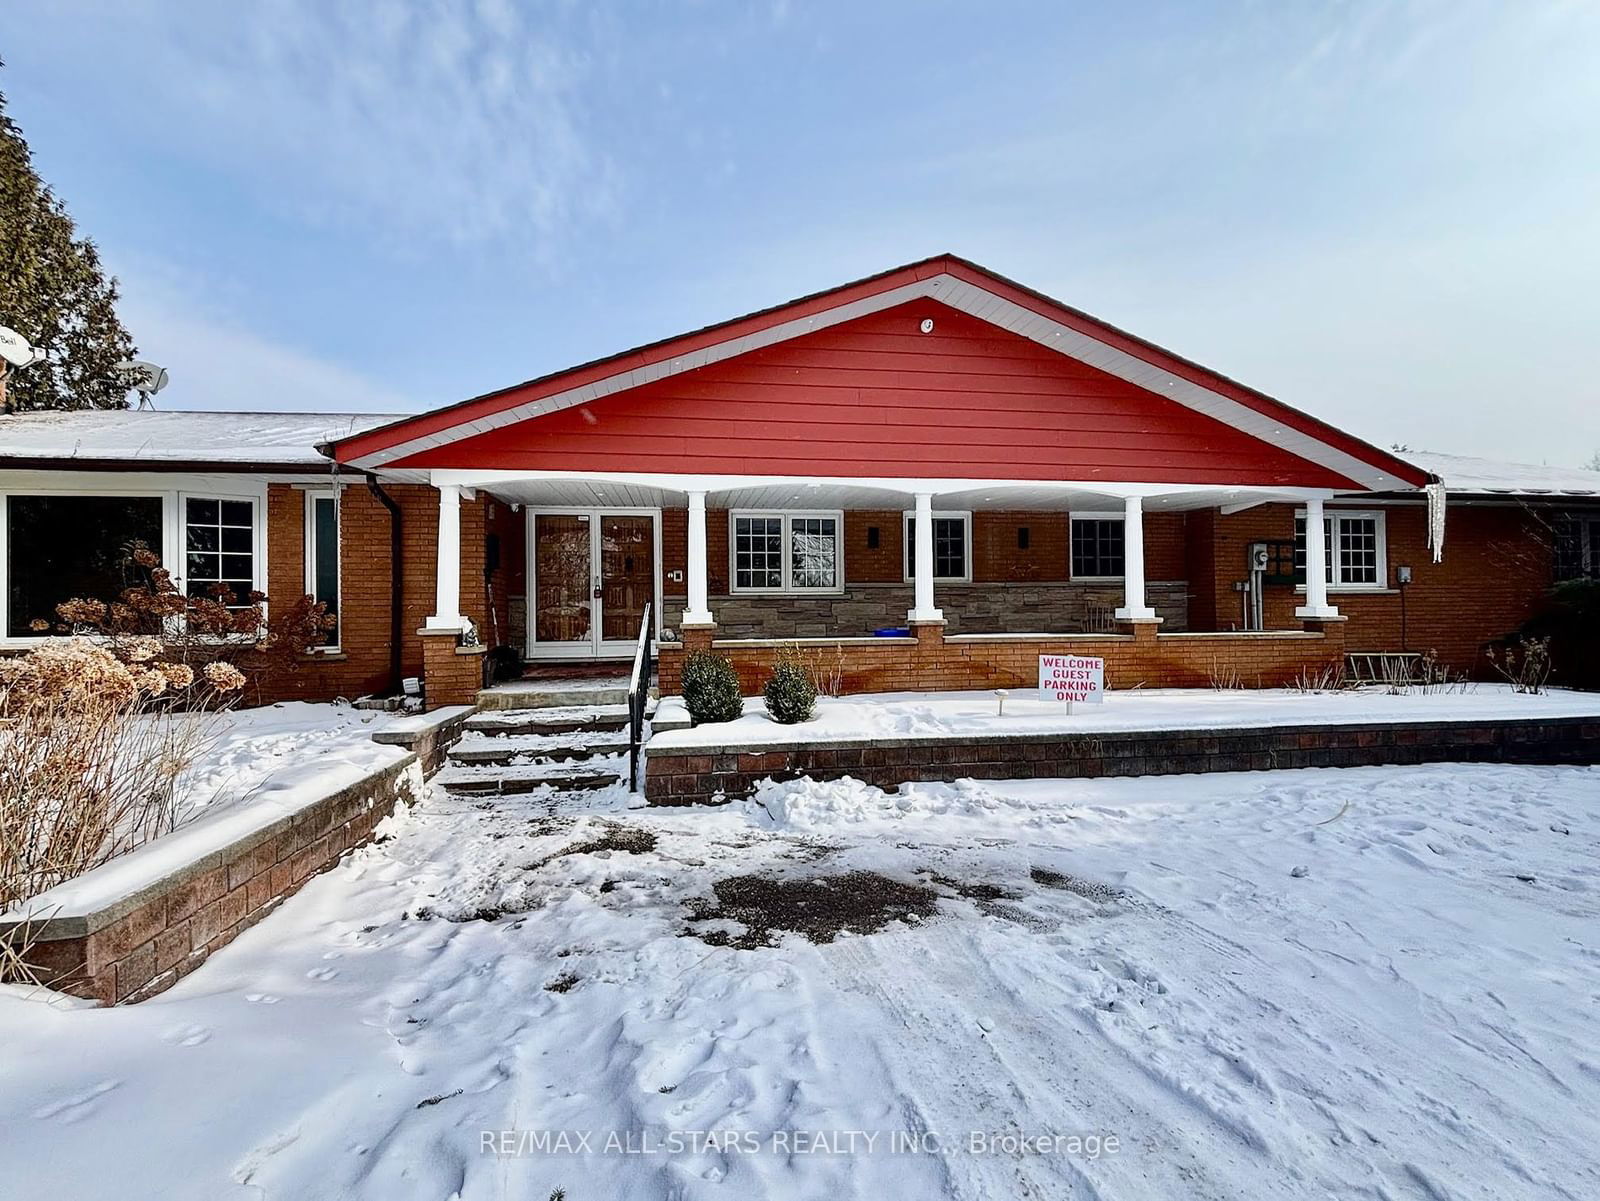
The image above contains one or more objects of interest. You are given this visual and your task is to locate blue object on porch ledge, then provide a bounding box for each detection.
[874,626,911,638]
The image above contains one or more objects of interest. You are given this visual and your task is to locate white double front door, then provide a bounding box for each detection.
[525,509,660,659]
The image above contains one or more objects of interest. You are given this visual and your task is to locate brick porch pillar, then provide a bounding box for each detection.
[679,623,717,655]
[419,630,486,710]
[1116,616,1162,644]
[909,618,946,690]
[1300,614,1348,676]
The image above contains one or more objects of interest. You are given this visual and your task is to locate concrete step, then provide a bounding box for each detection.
[447,734,629,767]
[441,768,620,796]
[465,703,638,737]
[476,676,634,711]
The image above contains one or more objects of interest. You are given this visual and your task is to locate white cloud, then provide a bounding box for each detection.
[50,0,618,257]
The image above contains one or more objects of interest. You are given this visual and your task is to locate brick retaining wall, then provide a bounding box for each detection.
[1,754,422,1005]
[645,717,1600,805]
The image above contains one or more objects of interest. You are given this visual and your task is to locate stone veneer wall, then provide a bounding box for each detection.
[2,754,423,1005]
[664,580,1190,639]
[645,717,1600,806]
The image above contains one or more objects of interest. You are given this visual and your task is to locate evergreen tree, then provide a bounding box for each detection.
[0,68,135,411]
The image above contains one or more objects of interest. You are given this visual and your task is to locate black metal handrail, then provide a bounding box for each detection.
[627,602,654,792]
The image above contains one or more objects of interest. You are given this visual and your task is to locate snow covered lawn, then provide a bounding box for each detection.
[651,683,1600,748]
[4,761,1599,1199]
[174,701,402,825]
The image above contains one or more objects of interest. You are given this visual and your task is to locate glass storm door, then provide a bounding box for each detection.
[529,510,657,658]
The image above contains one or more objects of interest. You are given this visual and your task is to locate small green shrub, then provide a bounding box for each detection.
[763,655,817,725]
[682,651,743,725]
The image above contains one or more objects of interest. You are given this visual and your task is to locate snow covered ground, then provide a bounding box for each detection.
[652,684,1600,748]
[4,760,1599,1199]
[173,701,400,825]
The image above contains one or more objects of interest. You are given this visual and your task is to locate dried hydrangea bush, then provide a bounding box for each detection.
[1,540,331,953]
[0,639,248,922]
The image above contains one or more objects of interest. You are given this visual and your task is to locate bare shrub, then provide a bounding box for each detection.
[0,640,249,983]
[802,641,845,699]
[1208,658,1243,691]
[1485,636,1554,695]
[1291,663,1348,694]
[35,540,334,706]
[1383,649,1471,696]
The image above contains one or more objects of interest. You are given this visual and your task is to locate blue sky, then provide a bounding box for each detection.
[6,0,1598,464]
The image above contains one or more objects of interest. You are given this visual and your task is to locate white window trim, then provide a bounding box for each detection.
[304,488,341,652]
[728,509,846,595]
[0,473,269,647]
[902,509,972,584]
[1068,510,1126,582]
[1555,512,1600,581]
[1294,507,1389,593]
[180,490,264,609]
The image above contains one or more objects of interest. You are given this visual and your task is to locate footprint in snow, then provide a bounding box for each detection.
[244,993,281,1005]
[160,1023,212,1047]
[33,1080,119,1122]
[306,967,340,982]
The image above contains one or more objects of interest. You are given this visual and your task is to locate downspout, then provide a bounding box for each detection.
[365,473,405,695]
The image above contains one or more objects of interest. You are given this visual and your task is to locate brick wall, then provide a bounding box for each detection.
[658,620,1343,697]
[265,483,491,702]
[645,716,1600,806]
[1208,502,1557,674]
[659,507,1192,638]
[8,755,421,1004]
[660,508,1187,589]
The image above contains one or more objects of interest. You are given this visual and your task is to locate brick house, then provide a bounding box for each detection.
[3,257,1597,706]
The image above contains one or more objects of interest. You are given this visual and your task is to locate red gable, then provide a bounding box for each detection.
[331,255,1428,491]
[393,300,1360,487]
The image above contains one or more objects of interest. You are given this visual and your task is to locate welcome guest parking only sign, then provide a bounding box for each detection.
[1038,654,1104,706]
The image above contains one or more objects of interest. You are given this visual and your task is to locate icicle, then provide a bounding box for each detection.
[1425,482,1447,563]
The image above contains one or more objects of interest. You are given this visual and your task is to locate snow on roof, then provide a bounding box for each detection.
[0,409,413,467]
[1403,451,1600,497]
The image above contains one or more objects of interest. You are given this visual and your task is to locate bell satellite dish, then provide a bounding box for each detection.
[117,360,170,408]
[0,325,46,369]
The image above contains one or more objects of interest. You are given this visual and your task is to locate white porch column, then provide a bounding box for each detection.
[1114,495,1157,620]
[908,492,944,624]
[424,483,464,631]
[682,490,714,625]
[1296,496,1340,619]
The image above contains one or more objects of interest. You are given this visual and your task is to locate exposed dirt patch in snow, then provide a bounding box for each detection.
[542,970,580,994]
[558,824,657,859]
[685,870,942,948]
[1030,865,1124,903]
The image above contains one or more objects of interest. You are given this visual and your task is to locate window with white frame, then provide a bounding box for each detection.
[4,494,164,637]
[903,512,971,582]
[730,512,842,593]
[1070,514,1125,578]
[305,491,340,646]
[1295,508,1387,590]
[1554,512,1600,581]
[185,496,258,607]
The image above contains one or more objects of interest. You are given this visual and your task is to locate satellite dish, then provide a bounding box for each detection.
[117,360,170,409]
[0,325,46,369]
[118,360,169,395]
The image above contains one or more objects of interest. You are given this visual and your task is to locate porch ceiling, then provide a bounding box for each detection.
[463,471,1326,512]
